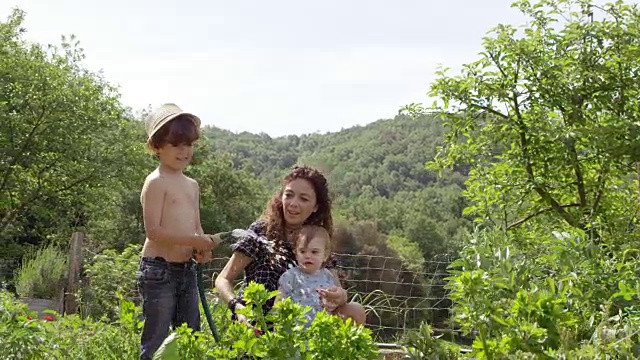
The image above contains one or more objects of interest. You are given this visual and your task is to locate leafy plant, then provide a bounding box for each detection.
[154,281,380,360]
[446,227,640,358]
[0,291,49,359]
[77,243,141,320]
[401,322,459,360]
[0,289,142,359]
[44,297,142,359]
[14,244,67,299]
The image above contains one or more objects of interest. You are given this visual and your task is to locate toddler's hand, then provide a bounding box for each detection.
[317,288,339,312]
[318,286,348,311]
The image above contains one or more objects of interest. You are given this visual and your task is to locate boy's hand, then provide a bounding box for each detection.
[193,234,218,251]
[195,250,213,264]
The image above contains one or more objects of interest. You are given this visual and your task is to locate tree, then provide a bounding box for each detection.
[402,0,640,356]
[187,136,266,239]
[0,9,146,255]
[404,0,640,233]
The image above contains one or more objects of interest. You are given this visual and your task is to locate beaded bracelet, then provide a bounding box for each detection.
[228,298,246,313]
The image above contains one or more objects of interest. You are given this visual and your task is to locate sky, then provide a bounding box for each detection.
[5,0,528,136]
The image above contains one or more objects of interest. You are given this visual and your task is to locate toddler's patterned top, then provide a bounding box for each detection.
[278,266,335,326]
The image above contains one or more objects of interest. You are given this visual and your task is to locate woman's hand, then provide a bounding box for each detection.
[233,305,264,335]
[233,304,250,325]
[317,285,348,312]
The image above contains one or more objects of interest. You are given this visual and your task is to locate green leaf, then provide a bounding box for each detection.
[152,332,180,360]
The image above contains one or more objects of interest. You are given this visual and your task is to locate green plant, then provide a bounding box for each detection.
[0,289,143,359]
[154,281,380,360]
[4,262,377,359]
[446,228,640,358]
[44,296,142,359]
[14,244,67,299]
[0,290,49,359]
[401,322,459,360]
[77,243,141,320]
[349,288,392,326]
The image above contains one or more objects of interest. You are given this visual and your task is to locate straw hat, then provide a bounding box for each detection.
[144,103,201,140]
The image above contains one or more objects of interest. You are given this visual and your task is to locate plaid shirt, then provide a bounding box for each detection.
[231,220,337,315]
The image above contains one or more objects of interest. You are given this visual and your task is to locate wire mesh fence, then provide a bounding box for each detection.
[2,249,455,342]
[200,253,454,342]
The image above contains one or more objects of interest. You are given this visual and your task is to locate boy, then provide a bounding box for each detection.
[137,103,218,360]
[277,225,360,326]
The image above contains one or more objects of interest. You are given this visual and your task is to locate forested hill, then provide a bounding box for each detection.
[202,114,464,195]
[202,114,471,260]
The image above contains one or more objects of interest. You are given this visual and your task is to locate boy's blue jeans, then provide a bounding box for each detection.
[137,256,200,360]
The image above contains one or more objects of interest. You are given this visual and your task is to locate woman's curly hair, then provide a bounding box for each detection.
[261,165,333,245]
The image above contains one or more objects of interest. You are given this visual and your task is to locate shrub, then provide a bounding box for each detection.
[77,243,141,320]
[14,244,67,299]
[447,227,640,358]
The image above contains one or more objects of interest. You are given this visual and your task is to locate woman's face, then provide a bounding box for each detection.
[281,178,318,226]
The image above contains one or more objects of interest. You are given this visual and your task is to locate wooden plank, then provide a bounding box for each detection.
[64,232,84,314]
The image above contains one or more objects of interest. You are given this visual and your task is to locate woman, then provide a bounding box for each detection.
[215,165,366,325]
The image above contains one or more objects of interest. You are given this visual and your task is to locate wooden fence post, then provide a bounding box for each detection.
[64,231,84,315]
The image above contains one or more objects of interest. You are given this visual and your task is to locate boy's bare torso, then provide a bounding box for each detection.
[141,169,200,262]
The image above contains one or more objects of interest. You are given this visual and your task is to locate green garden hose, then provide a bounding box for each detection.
[193,230,239,343]
[195,260,221,342]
